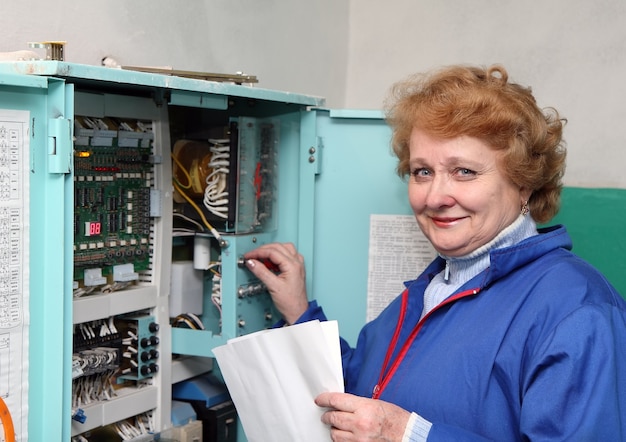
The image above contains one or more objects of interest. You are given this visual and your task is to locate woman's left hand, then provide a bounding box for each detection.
[315,392,411,441]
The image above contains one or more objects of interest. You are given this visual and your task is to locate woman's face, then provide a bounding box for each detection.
[408,128,529,257]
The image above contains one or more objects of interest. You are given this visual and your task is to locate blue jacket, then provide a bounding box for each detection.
[298,225,626,440]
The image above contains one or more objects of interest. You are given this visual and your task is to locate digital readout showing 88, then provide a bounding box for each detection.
[85,221,102,236]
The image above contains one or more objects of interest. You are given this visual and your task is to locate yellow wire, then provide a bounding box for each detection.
[172,181,216,233]
[170,152,192,190]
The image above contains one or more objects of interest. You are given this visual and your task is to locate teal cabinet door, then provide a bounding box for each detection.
[313,110,414,345]
[0,73,73,441]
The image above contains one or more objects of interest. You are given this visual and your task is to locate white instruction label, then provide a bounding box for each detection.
[367,214,436,322]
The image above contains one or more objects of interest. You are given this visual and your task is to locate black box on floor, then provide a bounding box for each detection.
[187,399,237,442]
[172,374,237,442]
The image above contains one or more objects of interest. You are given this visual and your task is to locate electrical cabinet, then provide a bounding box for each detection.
[0,61,401,441]
[1,61,625,442]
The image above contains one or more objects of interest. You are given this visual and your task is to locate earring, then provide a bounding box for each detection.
[521,200,529,216]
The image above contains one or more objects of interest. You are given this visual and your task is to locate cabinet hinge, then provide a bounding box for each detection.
[48,117,72,174]
[311,136,323,175]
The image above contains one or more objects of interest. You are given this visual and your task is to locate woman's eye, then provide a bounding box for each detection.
[456,168,476,177]
[411,168,430,179]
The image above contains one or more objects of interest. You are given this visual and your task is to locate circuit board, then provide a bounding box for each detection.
[73,116,154,284]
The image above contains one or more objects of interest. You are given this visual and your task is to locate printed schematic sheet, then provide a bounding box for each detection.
[367,214,436,322]
[0,109,30,441]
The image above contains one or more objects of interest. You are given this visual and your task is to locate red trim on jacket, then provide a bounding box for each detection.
[373,287,481,399]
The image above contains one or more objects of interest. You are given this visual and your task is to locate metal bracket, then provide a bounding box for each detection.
[28,41,66,61]
[121,65,258,84]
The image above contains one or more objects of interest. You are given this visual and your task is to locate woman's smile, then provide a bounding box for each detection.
[430,216,466,227]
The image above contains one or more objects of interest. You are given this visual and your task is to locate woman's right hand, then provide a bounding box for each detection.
[243,242,309,325]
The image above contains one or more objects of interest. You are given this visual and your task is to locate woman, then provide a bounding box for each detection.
[243,65,626,441]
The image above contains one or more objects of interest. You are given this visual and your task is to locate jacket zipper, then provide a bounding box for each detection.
[373,287,481,399]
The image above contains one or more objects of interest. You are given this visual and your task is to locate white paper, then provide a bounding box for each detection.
[213,320,344,442]
[367,214,437,321]
[0,109,30,441]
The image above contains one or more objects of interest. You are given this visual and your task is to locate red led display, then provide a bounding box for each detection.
[85,221,102,236]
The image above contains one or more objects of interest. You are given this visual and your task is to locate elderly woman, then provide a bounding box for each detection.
[244,65,626,441]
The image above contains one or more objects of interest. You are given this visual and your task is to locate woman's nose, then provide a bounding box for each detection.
[424,177,455,209]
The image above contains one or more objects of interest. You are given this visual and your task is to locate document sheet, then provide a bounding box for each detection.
[213,320,344,442]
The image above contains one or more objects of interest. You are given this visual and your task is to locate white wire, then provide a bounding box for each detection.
[173,212,205,232]
[203,141,231,219]
[211,270,223,318]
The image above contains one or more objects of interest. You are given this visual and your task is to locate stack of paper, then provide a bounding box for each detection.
[213,320,344,442]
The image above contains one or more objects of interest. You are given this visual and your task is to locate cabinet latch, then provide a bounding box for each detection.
[48,117,72,174]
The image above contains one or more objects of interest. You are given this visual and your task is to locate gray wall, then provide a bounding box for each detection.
[346,1,626,188]
[3,0,625,187]
[1,0,350,108]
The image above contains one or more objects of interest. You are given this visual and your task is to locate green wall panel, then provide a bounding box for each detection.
[550,187,626,299]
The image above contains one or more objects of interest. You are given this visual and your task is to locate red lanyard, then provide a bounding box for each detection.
[372,287,480,399]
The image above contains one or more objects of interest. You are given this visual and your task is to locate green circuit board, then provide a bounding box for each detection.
[73,116,154,283]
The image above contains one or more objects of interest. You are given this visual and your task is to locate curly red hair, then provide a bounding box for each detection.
[385,64,567,223]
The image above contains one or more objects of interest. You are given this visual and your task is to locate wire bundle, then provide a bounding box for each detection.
[203,139,231,219]
[70,411,154,442]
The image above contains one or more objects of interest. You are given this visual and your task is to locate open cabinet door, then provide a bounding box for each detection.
[311,109,436,345]
[0,73,73,441]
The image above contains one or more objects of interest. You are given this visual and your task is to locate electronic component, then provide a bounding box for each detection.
[171,117,279,234]
[193,234,212,270]
[170,261,204,317]
[73,116,154,293]
[234,117,279,233]
[116,314,160,382]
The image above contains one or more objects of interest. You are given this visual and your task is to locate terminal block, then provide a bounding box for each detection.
[116,314,160,382]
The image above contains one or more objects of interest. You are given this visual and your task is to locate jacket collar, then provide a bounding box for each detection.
[406,224,572,291]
